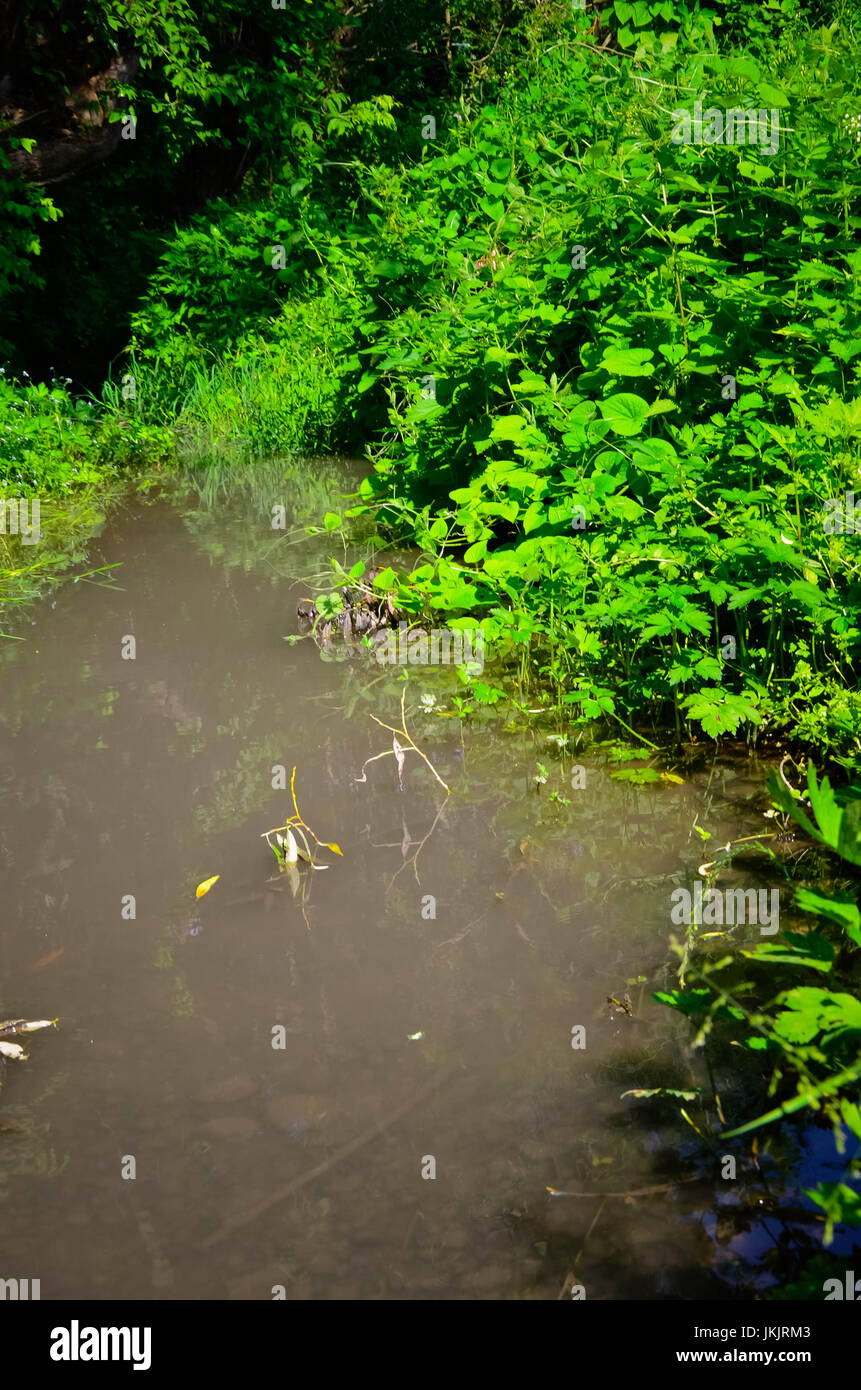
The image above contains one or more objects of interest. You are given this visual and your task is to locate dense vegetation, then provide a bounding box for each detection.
[3,0,860,760]
[1,0,860,1269]
[662,763,861,1275]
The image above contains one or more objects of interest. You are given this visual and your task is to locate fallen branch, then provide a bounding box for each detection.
[354,686,451,795]
[546,1174,700,1199]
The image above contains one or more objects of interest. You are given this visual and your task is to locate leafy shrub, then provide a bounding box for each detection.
[0,373,174,496]
[57,0,861,756]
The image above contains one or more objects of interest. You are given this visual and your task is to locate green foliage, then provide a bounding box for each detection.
[0,148,61,357]
[3,0,861,761]
[0,0,345,373]
[122,0,861,758]
[0,0,545,375]
[657,765,861,1247]
[0,373,173,496]
[338,7,861,751]
[768,763,861,870]
[122,287,356,459]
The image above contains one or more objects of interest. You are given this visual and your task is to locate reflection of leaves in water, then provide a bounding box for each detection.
[172,976,195,1019]
[0,1069,72,1196]
[195,737,284,839]
[0,664,111,737]
[179,457,366,584]
[0,491,109,626]
[0,1129,70,1194]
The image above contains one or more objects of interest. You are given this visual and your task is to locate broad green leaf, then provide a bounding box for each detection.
[742,933,835,973]
[490,415,527,441]
[795,890,861,947]
[599,347,655,377]
[597,393,649,437]
[610,767,661,784]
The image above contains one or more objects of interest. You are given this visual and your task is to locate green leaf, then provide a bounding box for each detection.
[721,1060,861,1138]
[742,932,835,973]
[804,1184,861,1245]
[770,767,861,868]
[610,767,661,784]
[490,415,527,441]
[599,347,655,377]
[478,197,504,221]
[653,988,711,1017]
[795,890,861,947]
[597,393,650,437]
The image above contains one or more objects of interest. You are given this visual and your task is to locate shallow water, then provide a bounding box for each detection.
[0,462,852,1299]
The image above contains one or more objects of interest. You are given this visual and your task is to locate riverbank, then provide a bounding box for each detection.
[3,3,861,766]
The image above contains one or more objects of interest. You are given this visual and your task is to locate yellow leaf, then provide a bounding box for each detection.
[660,772,684,784]
[326,842,343,856]
[195,875,220,899]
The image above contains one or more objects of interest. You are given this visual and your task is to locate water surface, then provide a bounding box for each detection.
[0,462,850,1299]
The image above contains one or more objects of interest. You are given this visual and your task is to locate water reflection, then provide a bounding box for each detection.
[0,461,853,1298]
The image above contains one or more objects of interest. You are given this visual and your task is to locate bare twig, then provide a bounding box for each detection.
[547,1174,700,1199]
[355,687,451,794]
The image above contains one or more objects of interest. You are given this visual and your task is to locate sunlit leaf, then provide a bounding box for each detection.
[282,829,299,865]
[721,1060,861,1138]
[393,734,405,789]
[0,1018,57,1037]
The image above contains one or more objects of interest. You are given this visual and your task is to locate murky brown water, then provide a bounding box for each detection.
[0,460,846,1298]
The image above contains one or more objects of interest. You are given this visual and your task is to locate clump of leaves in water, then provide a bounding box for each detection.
[261,765,343,870]
[0,1018,58,1089]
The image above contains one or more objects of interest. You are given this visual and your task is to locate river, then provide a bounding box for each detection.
[0,458,850,1298]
